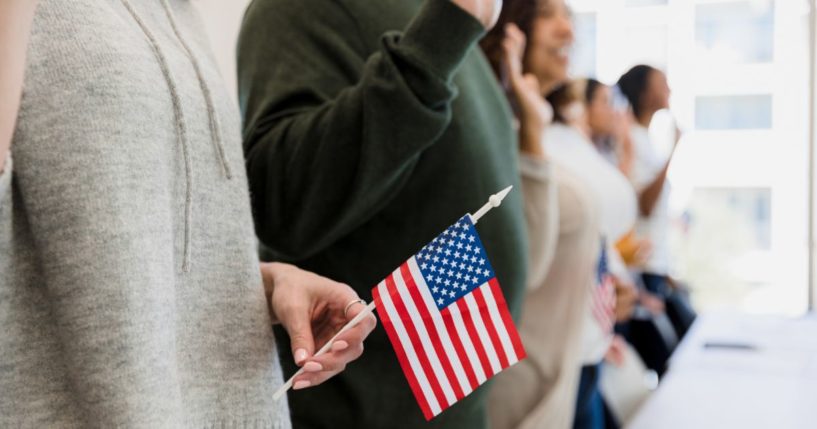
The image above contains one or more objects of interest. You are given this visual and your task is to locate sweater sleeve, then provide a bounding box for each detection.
[519,155,559,291]
[238,0,486,260]
[0,155,10,205]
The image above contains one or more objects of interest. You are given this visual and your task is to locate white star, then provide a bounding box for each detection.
[437,298,444,305]
[473,247,480,254]
[468,235,475,243]
[432,256,440,263]
[441,288,448,295]
[460,284,467,291]
[479,258,485,265]
[461,222,469,229]
[436,276,443,283]
[442,258,449,266]
[445,249,452,256]
[459,232,467,240]
[456,273,462,280]
[471,256,477,263]
[453,281,460,288]
[443,229,449,236]
[454,251,461,259]
[471,277,479,284]
[475,268,482,275]
[444,279,451,286]
[464,275,471,282]
[449,291,456,298]
[484,269,491,277]
[430,265,437,272]
[421,262,428,270]
[432,286,439,294]
[466,245,472,252]
[467,266,473,273]
[459,262,466,269]
[456,242,463,249]
[428,245,435,252]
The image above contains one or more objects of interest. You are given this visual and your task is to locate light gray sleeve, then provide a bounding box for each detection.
[519,155,559,290]
[0,155,11,204]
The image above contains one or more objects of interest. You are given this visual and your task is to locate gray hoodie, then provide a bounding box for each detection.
[0,1,290,427]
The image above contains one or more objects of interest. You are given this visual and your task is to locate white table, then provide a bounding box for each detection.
[627,312,817,429]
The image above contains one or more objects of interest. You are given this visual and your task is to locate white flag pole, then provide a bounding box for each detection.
[470,185,513,224]
[273,185,513,401]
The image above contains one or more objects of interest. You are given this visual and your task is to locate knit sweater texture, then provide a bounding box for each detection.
[0,1,290,427]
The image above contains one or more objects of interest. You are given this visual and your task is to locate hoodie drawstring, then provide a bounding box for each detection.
[121,0,232,272]
[159,0,233,180]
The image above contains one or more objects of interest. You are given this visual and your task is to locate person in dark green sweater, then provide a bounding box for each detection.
[238,0,529,427]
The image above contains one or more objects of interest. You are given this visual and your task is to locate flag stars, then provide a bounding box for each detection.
[464,274,471,282]
[432,256,440,263]
[471,277,479,284]
[430,265,437,272]
[454,251,461,259]
[456,242,463,250]
[448,291,456,298]
[442,258,449,266]
[444,279,451,287]
[432,286,439,294]
[445,249,452,256]
[468,235,475,243]
[465,244,472,252]
[459,232,467,240]
[471,256,477,263]
[437,298,444,305]
[421,263,428,270]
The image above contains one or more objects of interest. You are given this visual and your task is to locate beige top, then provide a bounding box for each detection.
[489,158,601,429]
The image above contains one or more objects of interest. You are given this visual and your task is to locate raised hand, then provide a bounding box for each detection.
[501,23,553,157]
[451,0,503,30]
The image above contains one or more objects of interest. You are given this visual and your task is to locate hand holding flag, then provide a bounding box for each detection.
[273,187,526,421]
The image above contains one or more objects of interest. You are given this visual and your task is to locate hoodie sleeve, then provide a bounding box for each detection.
[0,155,11,206]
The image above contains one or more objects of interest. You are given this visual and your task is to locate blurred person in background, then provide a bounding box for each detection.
[481,1,602,428]
[616,65,697,374]
[543,80,638,429]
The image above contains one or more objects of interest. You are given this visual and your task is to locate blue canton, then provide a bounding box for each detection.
[414,215,496,310]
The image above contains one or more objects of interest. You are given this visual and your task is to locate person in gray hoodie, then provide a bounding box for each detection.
[0,1,375,427]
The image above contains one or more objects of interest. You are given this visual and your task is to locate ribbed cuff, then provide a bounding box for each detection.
[519,154,551,182]
[400,0,487,82]
[0,154,12,202]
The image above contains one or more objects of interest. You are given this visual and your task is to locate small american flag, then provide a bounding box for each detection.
[591,239,617,334]
[372,215,525,420]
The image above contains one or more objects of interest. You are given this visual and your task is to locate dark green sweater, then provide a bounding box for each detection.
[238,0,528,427]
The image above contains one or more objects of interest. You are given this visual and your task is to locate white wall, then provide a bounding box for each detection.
[194,0,252,100]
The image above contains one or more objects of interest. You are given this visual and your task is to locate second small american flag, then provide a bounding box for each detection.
[372,215,526,420]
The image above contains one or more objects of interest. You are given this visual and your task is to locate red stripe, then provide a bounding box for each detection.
[488,279,526,360]
[439,306,480,390]
[399,264,465,400]
[372,284,433,420]
[385,273,449,410]
[455,299,495,378]
[472,286,509,368]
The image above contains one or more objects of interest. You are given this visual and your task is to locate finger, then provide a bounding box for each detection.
[344,301,377,331]
[282,306,316,366]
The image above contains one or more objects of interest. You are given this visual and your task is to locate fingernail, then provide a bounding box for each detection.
[293,380,312,390]
[332,341,349,352]
[294,348,308,365]
[303,361,323,372]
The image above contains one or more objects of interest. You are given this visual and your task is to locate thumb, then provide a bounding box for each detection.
[285,310,315,366]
